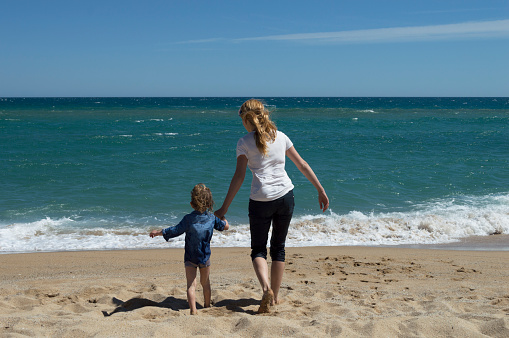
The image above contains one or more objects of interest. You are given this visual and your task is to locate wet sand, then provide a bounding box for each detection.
[394,234,509,251]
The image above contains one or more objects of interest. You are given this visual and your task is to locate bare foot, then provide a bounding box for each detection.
[190,310,198,315]
[272,298,284,306]
[258,289,274,314]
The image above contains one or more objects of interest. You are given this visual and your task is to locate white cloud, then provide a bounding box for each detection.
[186,20,509,44]
[177,37,227,44]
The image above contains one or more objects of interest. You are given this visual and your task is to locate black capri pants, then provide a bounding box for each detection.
[249,190,295,262]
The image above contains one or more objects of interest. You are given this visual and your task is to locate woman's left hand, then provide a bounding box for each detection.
[318,190,329,212]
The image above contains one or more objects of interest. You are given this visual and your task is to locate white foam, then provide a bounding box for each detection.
[153,132,178,136]
[1,194,507,253]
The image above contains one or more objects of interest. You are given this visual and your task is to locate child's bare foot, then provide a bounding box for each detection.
[258,289,274,314]
[190,309,198,315]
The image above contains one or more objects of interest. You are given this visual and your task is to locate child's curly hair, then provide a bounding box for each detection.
[190,183,214,213]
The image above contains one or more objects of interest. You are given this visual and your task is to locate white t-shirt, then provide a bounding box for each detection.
[236,130,295,201]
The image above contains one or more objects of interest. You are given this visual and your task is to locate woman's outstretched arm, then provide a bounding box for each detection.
[215,155,248,219]
[286,146,329,212]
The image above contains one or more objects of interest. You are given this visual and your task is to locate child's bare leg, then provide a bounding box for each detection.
[185,266,198,315]
[199,266,211,308]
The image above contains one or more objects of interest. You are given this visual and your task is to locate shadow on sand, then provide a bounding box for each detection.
[102,296,260,316]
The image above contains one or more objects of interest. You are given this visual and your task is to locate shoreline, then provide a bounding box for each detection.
[391,234,509,251]
[2,234,508,256]
[2,246,508,336]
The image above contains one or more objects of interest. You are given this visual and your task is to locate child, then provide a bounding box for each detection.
[150,183,229,315]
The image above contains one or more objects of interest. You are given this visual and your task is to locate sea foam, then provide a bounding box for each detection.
[1,194,507,253]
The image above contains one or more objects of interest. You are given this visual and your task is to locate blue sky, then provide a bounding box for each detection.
[1,0,508,97]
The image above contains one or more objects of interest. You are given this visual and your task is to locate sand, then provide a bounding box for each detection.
[1,245,508,337]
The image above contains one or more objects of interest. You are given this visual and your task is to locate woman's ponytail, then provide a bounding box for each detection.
[239,99,277,156]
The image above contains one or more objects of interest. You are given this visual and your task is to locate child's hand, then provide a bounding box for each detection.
[150,230,162,238]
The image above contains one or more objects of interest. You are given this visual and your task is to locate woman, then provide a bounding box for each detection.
[215,99,329,313]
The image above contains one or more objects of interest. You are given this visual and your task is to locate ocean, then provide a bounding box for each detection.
[1,97,508,253]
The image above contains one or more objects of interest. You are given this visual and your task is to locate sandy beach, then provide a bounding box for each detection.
[1,244,508,337]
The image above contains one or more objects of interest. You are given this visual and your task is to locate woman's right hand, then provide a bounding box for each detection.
[214,207,227,219]
[215,155,247,220]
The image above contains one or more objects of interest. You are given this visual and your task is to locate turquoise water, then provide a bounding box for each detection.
[1,97,508,252]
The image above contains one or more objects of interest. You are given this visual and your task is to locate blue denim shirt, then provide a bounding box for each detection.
[162,210,227,265]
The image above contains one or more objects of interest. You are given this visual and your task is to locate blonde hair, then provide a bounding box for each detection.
[239,99,277,156]
[190,183,214,213]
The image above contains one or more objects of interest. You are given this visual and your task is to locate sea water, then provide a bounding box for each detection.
[1,97,508,253]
